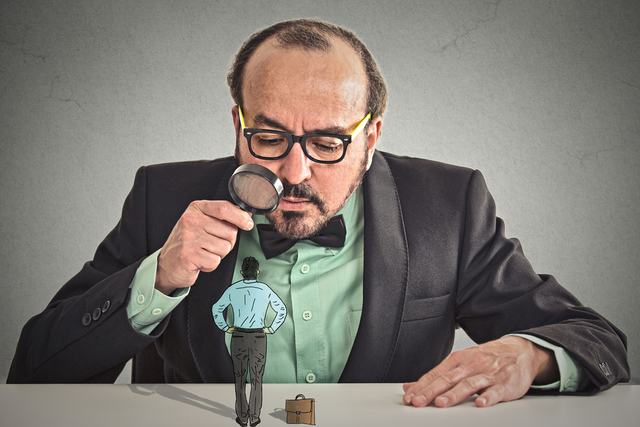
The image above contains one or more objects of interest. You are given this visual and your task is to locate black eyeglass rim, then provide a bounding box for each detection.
[243,128,353,164]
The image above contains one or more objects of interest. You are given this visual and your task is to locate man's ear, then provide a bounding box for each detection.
[232,105,241,139]
[365,115,383,170]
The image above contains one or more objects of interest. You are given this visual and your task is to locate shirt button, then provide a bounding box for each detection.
[305,372,316,383]
[302,310,313,321]
[152,308,163,316]
[300,264,310,274]
[137,294,145,305]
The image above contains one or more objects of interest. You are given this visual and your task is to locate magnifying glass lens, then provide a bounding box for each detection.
[228,164,283,214]
[233,173,278,210]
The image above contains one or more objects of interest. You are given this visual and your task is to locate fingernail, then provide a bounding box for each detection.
[478,397,487,406]
[246,219,254,230]
[414,395,427,407]
[404,393,414,404]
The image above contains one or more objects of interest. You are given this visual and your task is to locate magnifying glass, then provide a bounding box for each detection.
[228,164,283,214]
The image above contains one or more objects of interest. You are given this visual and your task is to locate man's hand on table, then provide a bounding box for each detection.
[403,336,560,408]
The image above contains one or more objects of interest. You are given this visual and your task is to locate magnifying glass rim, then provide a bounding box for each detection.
[228,164,284,214]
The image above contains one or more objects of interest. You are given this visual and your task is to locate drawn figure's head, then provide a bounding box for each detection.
[241,256,260,280]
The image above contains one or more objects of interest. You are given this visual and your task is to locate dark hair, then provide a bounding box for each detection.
[241,256,259,280]
[227,19,388,119]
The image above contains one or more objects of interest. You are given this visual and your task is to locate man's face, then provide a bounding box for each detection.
[233,38,382,239]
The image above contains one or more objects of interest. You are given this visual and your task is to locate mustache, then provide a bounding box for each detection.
[281,181,325,208]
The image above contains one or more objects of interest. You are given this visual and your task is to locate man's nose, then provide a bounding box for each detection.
[279,142,312,185]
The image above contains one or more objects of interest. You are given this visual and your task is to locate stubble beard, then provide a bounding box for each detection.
[266,154,367,239]
[235,134,369,239]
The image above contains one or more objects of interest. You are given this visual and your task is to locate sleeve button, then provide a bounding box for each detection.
[102,300,111,313]
[92,307,102,321]
[82,313,92,326]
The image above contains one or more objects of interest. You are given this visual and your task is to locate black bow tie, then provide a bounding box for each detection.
[256,215,347,259]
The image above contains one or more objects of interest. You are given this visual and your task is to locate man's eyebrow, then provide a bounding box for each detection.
[253,113,288,131]
[252,113,348,135]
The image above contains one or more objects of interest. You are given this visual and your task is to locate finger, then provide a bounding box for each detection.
[403,358,461,406]
[433,373,494,408]
[176,207,241,254]
[404,354,460,394]
[475,384,507,407]
[164,243,222,278]
[403,373,443,406]
[402,382,415,392]
[190,244,224,273]
[155,203,247,293]
[191,223,249,268]
[198,216,238,249]
[166,227,228,268]
[404,349,493,407]
[157,233,227,284]
[194,200,254,231]
[405,368,466,407]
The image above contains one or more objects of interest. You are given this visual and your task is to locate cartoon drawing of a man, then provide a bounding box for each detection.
[212,256,287,427]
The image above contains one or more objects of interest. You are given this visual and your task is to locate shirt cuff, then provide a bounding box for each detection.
[127,249,190,335]
[508,333,584,392]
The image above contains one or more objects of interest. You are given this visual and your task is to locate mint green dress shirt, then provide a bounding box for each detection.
[226,188,364,384]
[127,187,582,391]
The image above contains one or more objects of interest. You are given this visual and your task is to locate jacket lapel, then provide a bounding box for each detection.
[340,151,409,382]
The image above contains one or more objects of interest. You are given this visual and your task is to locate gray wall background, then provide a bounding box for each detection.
[1,0,638,384]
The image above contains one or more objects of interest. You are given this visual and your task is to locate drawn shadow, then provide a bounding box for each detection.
[269,407,287,422]
[128,384,235,421]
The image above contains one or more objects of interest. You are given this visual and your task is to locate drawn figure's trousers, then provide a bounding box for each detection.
[231,330,267,425]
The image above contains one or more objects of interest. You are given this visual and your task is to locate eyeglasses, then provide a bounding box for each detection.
[239,106,371,164]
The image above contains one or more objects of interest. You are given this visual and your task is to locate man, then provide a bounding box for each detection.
[8,19,629,409]
[212,256,286,427]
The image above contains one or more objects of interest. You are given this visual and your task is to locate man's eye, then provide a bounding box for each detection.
[308,137,342,153]
[313,142,340,152]
[257,135,287,145]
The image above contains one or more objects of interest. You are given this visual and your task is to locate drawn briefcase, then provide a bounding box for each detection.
[285,394,315,424]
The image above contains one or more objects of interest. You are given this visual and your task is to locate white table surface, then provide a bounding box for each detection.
[1,383,638,426]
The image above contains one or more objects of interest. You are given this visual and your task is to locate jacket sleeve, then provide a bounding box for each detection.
[454,170,630,393]
[7,166,169,383]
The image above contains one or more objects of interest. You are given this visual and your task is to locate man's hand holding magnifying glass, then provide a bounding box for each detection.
[155,200,255,295]
[155,164,283,295]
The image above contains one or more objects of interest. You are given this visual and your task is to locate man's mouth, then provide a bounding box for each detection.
[276,180,327,214]
[280,197,311,211]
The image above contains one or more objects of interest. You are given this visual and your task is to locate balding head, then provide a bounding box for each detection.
[227,19,388,119]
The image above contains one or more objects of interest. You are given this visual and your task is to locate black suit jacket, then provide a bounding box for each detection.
[8,151,629,390]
